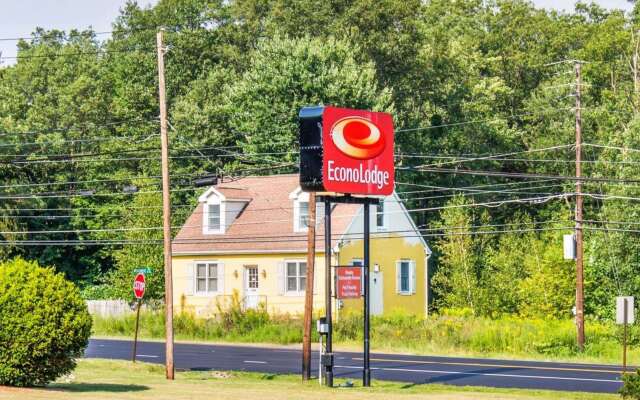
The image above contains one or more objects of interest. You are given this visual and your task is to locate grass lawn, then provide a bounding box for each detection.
[0,359,620,400]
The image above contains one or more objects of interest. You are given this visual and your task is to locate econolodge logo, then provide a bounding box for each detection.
[322,107,395,196]
[330,117,386,160]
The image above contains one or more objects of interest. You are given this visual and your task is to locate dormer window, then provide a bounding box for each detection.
[208,204,221,231]
[203,199,224,234]
[290,186,322,233]
[198,186,250,235]
[376,201,386,230]
[299,201,309,230]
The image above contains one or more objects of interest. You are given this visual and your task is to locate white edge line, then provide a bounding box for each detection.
[334,365,621,384]
[244,360,267,364]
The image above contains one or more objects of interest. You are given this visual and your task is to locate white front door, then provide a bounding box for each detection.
[244,266,259,309]
[371,271,383,316]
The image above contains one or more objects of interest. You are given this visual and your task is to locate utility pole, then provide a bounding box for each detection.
[302,193,317,381]
[157,28,175,380]
[575,61,585,351]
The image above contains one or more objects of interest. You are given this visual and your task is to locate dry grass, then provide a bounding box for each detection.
[0,359,619,400]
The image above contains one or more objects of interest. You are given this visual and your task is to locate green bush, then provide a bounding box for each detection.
[0,258,92,386]
[621,369,640,399]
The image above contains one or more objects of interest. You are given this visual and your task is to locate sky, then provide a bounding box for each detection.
[0,0,635,65]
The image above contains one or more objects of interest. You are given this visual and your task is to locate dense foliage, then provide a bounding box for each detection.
[0,258,92,386]
[621,369,640,399]
[1,0,640,320]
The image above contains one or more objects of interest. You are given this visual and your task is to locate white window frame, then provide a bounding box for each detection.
[376,200,387,231]
[203,197,225,234]
[293,191,310,232]
[194,261,220,295]
[396,260,415,295]
[284,260,307,295]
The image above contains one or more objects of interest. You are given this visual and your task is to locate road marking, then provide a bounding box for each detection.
[351,357,623,374]
[335,365,621,383]
[244,360,267,364]
[137,354,159,358]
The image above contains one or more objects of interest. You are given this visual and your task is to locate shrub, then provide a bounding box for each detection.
[621,369,640,399]
[0,258,92,386]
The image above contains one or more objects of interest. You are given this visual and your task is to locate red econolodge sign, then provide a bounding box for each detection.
[323,107,394,196]
[133,273,146,299]
[336,266,362,299]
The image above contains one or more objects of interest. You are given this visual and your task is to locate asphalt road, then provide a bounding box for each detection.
[86,338,625,393]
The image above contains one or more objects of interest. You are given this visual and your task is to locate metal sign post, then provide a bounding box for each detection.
[616,296,634,374]
[132,273,146,363]
[318,195,378,388]
[363,203,371,386]
[323,200,334,387]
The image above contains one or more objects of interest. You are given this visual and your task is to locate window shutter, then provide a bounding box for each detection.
[277,261,285,295]
[410,260,417,294]
[185,262,195,296]
[395,261,401,294]
[218,263,225,294]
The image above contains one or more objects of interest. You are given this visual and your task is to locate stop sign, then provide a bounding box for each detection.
[133,273,146,299]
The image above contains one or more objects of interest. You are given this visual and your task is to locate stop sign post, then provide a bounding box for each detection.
[132,272,146,363]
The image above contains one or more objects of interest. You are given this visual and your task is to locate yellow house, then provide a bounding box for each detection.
[171,174,431,317]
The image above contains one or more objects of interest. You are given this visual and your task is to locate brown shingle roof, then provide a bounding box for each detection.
[172,174,360,254]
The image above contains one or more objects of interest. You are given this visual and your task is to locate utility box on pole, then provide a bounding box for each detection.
[563,234,576,260]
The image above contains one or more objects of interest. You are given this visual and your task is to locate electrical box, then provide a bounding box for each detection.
[317,317,329,335]
[563,234,576,260]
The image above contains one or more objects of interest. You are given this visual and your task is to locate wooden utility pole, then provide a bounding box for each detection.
[575,61,585,351]
[157,28,175,380]
[302,193,317,381]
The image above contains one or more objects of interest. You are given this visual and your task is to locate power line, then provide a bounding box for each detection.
[0,117,158,137]
[409,144,573,169]
[404,166,640,184]
[395,108,574,133]
[0,47,155,61]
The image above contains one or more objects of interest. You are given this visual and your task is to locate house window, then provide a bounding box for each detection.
[396,260,415,295]
[196,262,218,293]
[399,261,410,293]
[299,201,309,230]
[376,202,385,228]
[208,204,221,231]
[286,261,307,292]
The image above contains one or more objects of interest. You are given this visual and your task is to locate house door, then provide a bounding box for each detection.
[244,266,259,309]
[371,271,383,316]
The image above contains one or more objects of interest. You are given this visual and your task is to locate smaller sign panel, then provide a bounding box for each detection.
[134,267,153,275]
[133,273,146,299]
[336,266,362,299]
[616,296,635,325]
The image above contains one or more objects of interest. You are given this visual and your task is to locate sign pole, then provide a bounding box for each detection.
[324,199,333,387]
[132,298,142,363]
[131,272,146,363]
[363,203,371,387]
[624,298,628,374]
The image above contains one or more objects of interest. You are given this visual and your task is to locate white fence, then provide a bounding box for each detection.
[86,300,136,318]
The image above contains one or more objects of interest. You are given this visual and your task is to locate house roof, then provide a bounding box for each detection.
[172,174,361,255]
